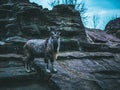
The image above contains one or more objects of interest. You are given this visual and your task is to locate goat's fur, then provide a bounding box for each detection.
[23,31,60,73]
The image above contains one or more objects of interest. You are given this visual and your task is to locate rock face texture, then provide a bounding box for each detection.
[0,0,120,90]
[105,18,120,39]
[84,28,120,52]
[0,0,29,4]
[0,1,87,52]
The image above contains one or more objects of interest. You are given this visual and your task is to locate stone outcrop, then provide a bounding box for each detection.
[86,28,120,43]
[0,0,29,5]
[0,1,120,90]
[0,1,87,52]
[105,17,120,39]
[84,28,120,52]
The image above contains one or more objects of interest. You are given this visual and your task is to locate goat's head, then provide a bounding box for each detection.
[50,31,60,52]
[48,27,60,40]
[50,31,60,40]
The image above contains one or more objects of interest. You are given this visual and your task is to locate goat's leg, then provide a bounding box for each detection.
[44,56,51,73]
[23,50,28,71]
[26,61,31,72]
[29,56,35,71]
[27,54,35,72]
[24,59,29,72]
[23,56,27,70]
[46,63,51,73]
[51,61,57,73]
[50,57,57,73]
[25,53,32,73]
[23,56,30,72]
[23,49,31,72]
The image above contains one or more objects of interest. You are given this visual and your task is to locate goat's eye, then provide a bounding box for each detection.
[57,32,60,35]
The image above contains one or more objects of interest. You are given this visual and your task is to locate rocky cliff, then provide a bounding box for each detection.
[0,0,87,53]
[0,1,120,90]
[84,28,120,52]
[105,17,120,39]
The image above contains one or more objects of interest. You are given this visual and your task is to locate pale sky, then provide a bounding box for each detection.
[30,0,120,30]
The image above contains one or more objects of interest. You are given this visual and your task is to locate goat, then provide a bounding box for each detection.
[23,31,60,73]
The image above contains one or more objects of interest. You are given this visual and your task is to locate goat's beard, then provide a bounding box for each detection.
[53,39,59,53]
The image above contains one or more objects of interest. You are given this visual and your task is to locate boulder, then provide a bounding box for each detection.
[105,17,120,39]
[85,28,120,52]
[85,28,120,43]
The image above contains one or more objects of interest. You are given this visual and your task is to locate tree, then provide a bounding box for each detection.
[101,15,118,30]
[49,0,60,7]
[92,15,99,29]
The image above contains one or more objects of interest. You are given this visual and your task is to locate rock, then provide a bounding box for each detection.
[0,19,10,39]
[0,44,23,54]
[0,54,23,68]
[33,58,101,90]
[0,41,5,45]
[5,23,20,37]
[86,28,120,43]
[53,4,79,16]
[34,59,52,81]
[58,52,114,60]
[0,1,120,90]
[85,28,120,52]
[21,24,40,37]
[0,0,8,5]
[5,36,27,44]
[79,42,120,53]
[0,2,87,52]
[60,39,79,51]
[0,66,37,83]
[0,36,28,54]
[50,4,87,43]
[0,52,120,90]
[105,17,120,39]
[0,0,29,5]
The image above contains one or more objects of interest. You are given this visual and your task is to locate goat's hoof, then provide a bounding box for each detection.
[26,69,31,73]
[51,68,57,73]
[45,69,51,73]
[31,67,35,71]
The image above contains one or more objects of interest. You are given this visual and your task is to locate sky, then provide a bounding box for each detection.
[30,0,120,30]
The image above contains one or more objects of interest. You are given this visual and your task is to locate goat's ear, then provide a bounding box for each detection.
[51,31,55,35]
[57,31,61,35]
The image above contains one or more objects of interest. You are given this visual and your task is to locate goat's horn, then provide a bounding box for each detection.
[51,31,55,34]
[48,27,51,31]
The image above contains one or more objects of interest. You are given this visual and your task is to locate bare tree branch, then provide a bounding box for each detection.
[92,15,99,29]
